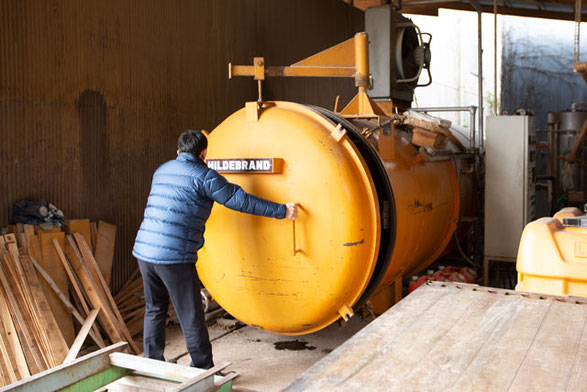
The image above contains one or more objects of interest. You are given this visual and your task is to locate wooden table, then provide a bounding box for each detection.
[285,281,587,392]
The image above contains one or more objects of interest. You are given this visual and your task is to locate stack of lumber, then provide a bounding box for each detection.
[115,270,186,337]
[0,219,140,387]
[115,268,145,338]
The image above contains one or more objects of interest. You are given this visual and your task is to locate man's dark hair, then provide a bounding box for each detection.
[178,130,208,157]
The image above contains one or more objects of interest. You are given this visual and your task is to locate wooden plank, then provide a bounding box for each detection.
[30,256,105,349]
[90,221,97,251]
[67,219,93,252]
[34,226,61,234]
[170,366,225,392]
[449,295,550,390]
[119,300,144,317]
[65,235,127,349]
[566,308,587,391]
[14,223,27,250]
[1,251,54,368]
[508,299,587,391]
[104,374,179,391]
[109,353,229,383]
[127,311,145,337]
[0,342,127,392]
[0,347,10,387]
[94,221,116,286]
[0,317,19,385]
[171,365,227,392]
[0,259,45,374]
[284,283,587,392]
[114,268,140,300]
[74,234,140,354]
[52,238,105,347]
[116,283,144,310]
[53,239,92,315]
[23,225,35,240]
[28,234,42,268]
[346,288,488,389]
[74,234,108,301]
[23,225,40,261]
[285,284,455,392]
[18,256,69,364]
[121,307,144,323]
[64,309,100,364]
[3,234,20,261]
[116,280,143,306]
[38,231,74,345]
[417,293,549,390]
[6,254,55,368]
[0,277,29,378]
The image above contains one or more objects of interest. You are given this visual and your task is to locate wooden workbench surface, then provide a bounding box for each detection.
[285,282,587,392]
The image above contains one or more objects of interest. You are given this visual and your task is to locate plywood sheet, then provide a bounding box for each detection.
[67,219,93,252]
[94,221,116,286]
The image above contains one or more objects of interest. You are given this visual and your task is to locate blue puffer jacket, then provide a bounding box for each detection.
[133,153,286,264]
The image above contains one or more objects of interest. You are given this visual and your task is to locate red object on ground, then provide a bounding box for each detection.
[448,271,467,283]
[432,270,447,281]
[460,267,478,283]
[409,266,478,293]
[443,266,457,275]
[408,275,430,293]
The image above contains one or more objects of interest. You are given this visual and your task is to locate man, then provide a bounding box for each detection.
[133,129,297,369]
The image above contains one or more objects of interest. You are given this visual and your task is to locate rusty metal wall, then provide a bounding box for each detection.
[0,0,364,292]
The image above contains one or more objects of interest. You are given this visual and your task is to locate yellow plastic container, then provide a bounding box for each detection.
[516,207,587,298]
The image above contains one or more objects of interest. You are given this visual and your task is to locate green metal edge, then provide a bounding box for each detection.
[215,379,233,392]
[58,367,130,392]
[56,367,231,391]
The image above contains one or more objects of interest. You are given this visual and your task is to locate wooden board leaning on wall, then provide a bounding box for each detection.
[0,220,139,387]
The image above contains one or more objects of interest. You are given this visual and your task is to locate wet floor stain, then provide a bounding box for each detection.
[274,339,317,351]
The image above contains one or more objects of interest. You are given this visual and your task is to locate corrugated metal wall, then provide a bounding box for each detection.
[0,0,364,291]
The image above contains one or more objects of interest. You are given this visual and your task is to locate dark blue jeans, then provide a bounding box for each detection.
[137,259,213,369]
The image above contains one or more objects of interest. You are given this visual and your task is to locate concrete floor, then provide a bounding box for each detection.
[162,316,372,391]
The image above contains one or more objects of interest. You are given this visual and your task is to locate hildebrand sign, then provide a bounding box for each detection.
[207,158,283,174]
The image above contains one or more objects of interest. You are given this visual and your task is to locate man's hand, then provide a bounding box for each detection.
[285,203,298,220]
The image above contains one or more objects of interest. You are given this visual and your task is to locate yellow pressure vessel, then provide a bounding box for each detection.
[197,101,463,335]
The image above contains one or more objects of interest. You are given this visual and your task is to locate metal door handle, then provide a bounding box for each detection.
[291,219,297,256]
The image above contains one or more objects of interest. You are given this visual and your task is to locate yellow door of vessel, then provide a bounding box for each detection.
[197,102,381,335]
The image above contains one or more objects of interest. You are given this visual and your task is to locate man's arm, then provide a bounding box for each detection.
[201,169,296,219]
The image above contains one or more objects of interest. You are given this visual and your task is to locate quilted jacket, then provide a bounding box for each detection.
[133,153,286,264]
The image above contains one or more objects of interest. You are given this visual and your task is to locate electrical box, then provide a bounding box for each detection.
[484,115,536,264]
[365,6,430,103]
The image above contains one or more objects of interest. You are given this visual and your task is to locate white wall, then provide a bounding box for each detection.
[405,9,502,139]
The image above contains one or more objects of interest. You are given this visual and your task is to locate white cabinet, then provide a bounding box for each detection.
[484,115,536,283]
